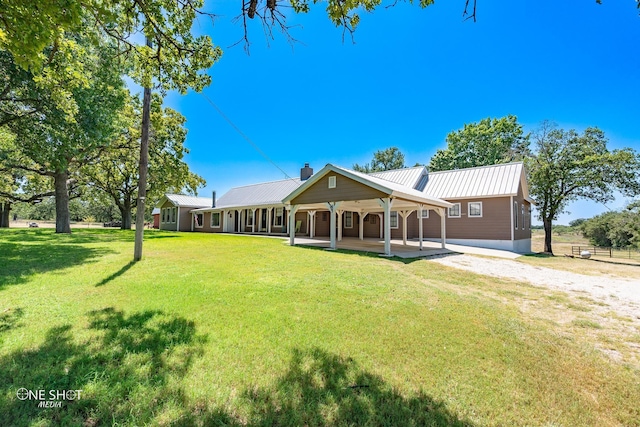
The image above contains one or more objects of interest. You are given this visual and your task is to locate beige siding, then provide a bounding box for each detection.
[178,207,191,231]
[291,174,387,205]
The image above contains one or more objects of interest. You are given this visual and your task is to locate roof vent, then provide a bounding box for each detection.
[300,163,313,181]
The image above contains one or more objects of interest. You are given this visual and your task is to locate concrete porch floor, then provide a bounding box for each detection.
[291,236,522,259]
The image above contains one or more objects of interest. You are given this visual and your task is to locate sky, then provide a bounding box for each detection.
[159,0,640,225]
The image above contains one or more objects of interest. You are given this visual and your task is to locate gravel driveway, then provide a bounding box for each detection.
[428,254,640,320]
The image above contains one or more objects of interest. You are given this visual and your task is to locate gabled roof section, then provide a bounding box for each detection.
[424,162,527,199]
[194,178,303,211]
[369,166,427,190]
[159,194,212,208]
[283,164,452,208]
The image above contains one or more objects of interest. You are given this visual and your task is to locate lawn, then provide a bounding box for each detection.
[1,229,639,426]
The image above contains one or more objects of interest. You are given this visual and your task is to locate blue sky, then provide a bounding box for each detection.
[161,0,640,225]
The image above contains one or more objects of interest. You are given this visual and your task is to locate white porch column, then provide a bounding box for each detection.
[177,208,181,232]
[190,212,194,232]
[437,207,447,249]
[288,205,299,245]
[418,205,424,250]
[377,198,393,256]
[337,209,344,241]
[398,210,415,246]
[325,202,342,249]
[358,212,367,240]
[308,211,316,238]
[267,208,272,234]
[237,209,243,232]
[251,208,257,233]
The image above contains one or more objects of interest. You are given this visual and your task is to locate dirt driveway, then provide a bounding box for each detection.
[428,254,640,321]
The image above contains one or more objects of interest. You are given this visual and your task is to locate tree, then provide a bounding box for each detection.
[429,115,530,172]
[526,121,640,254]
[85,94,205,229]
[0,34,126,233]
[353,147,406,173]
[582,203,640,248]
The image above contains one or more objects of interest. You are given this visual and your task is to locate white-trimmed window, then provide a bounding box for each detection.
[161,208,165,223]
[521,205,525,230]
[194,213,203,228]
[448,203,461,218]
[421,209,429,218]
[247,209,254,226]
[211,212,220,228]
[390,211,398,228]
[468,202,482,218]
[344,211,353,228]
[173,207,178,223]
[514,202,519,229]
[328,176,336,189]
[274,208,283,226]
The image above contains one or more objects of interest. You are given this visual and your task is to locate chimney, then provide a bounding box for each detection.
[300,163,313,181]
[212,191,216,208]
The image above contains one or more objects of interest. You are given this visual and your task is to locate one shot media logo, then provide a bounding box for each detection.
[16,388,83,408]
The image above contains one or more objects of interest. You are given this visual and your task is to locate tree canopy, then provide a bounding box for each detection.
[526,121,640,254]
[353,147,406,173]
[429,115,530,172]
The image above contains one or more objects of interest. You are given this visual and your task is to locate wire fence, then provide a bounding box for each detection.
[572,246,640,261]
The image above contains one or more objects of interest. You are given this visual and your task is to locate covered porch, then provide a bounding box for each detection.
[291,236,453,258]
[282,164,453,257]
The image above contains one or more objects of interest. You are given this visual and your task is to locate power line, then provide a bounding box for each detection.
[200,92,296,181]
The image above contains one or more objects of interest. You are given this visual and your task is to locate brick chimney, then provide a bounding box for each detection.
[300,163,313,181]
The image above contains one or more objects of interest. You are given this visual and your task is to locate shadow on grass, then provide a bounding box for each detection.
[0,228,180,244]
[0,307,207,426]
[95,261,136,287]
[0,241,114,289]
[295,244,432,265]
[0,307,24,336]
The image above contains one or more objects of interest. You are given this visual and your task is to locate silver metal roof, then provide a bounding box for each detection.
[369,166,427,189]
[165,194,212,208]
[195,178,303,211]
[423,162,524,199]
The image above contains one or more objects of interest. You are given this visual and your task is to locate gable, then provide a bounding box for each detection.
[290,173,388,205]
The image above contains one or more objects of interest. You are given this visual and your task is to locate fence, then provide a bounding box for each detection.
[571,246,640,261]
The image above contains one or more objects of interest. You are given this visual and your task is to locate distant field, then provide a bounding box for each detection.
[1,229,639,426]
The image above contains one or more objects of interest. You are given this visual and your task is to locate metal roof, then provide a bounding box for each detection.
[369,166,427,189]
[423,162,524,199]
[164,194,212,208]
[151,208,160,215]
[194,178,303,211]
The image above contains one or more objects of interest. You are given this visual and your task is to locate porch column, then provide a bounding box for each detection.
[288,205,299,245]
[358,211,367,240]
[418,205,424,251]
[251,208,257,233]
[377,214,383,239]
[337,209,344,241]
[437,207,447,249]
[308,211,316,238]
[267,207,272,234]
[190,212,194,232]
[326,202,342,250]
[398,210,415,246]
[377,198,393,256]
[237,209,243,232]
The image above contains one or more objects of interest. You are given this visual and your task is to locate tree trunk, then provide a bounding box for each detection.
[54,171,71,233]
[121,198,132,230]
[543,217,553,254]
[0,202,10,228]
[133,36,152,261]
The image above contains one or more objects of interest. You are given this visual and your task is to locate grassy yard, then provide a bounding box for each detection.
[1,229,639,426]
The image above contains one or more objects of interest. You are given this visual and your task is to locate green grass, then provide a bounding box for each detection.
[1,229,639,426]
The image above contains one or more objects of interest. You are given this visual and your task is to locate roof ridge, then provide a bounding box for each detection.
[224,177,302,190]
[428,161,523,175]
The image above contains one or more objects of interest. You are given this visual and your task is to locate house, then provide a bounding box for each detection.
[156,194,212,231]
[180,162,533,254]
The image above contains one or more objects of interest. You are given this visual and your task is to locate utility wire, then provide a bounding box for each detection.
[200,92,296,181]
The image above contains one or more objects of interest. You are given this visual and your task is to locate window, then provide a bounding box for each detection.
[161,208,165,223]
[247,209,253,226]
[173,207,177,223]
[322,212,328,221]
[328,176,336,189]
[514,202,518,229]
[211,212,220,228]
[194,213,203,228]
[274,207,283,226]
[448,203,461,218]
[421,209,429,218]
[528,207,532,230]
[390,211,398,228]
[521,205,525,230]
[468,202,482,218]
[344,212,353,228]
[370,215,376,225]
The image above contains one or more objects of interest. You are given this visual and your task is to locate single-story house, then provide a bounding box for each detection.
[156,194,213,231]
[177,162,533,254]
[151,208,161,229]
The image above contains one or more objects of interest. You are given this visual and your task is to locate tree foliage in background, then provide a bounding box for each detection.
[428,115,530,172]
[85,94,205,229]
[581,202,640,248]
[353,147,406,173]
[526,121,640,254]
